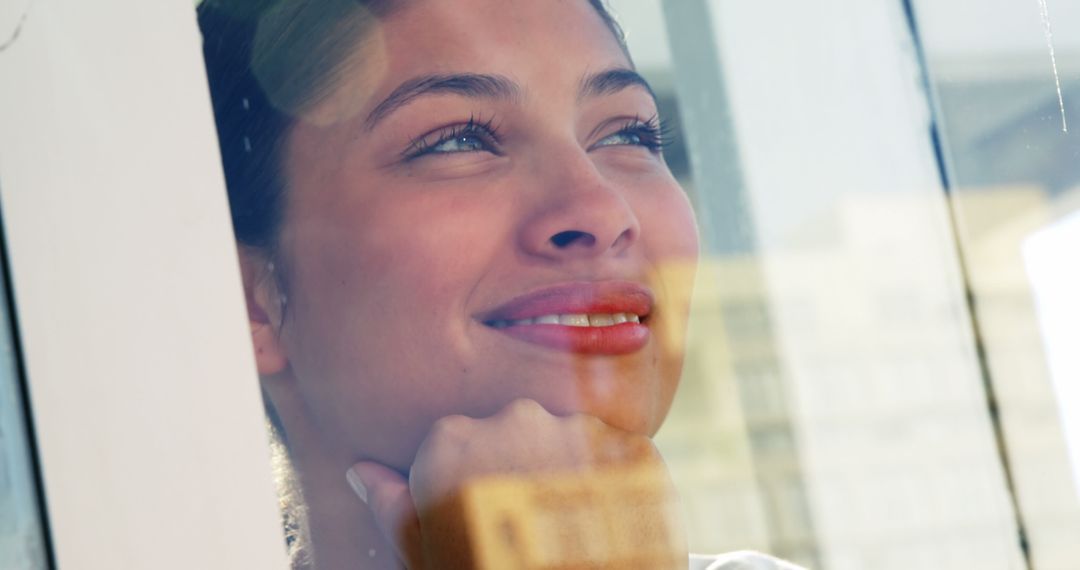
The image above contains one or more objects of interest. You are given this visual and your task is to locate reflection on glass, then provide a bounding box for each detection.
[195,0,1080,567]
[1024,212,1080,502]
[0,236,48,569]
[915,0,1080,567]
[652,1,1029,568]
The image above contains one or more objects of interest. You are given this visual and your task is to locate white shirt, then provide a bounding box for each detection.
[690,551,807,570]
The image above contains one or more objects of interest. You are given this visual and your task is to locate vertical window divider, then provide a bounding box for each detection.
[902,1,1035,566]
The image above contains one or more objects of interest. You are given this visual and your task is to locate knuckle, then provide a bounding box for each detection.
[429,414,473,441]
[565,412,607,435]
[576,413,606,429]
[502,397,547,418]
[628,436,663,463]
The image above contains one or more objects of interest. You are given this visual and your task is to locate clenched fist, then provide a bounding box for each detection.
[348,399,686,569]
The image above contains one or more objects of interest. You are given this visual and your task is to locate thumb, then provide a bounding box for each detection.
[348,461,424,569]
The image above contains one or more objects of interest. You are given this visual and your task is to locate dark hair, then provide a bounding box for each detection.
[198,0,627,250]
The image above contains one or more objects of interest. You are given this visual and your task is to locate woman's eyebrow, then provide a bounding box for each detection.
[364,73,521,130]
[579,68,658,104]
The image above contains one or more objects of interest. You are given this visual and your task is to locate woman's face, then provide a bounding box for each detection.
[264,0,699,471]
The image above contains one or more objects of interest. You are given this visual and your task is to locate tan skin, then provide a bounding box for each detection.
[243,0,699,567]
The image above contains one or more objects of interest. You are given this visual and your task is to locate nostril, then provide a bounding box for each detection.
[550,230,595,248]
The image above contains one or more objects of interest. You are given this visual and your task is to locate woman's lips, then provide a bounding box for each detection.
[478,282,653,355]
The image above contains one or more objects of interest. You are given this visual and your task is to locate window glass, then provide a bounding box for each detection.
[0,224,49,570]
[191,1,1070,569]
[913,0,1080,567]
[635,1,1027,568]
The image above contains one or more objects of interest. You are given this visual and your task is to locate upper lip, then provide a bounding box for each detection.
[477,281,654,324]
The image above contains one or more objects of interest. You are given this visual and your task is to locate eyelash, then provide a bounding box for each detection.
[403,116,503,160]
[598,115,670,154]
[401,114,671,161]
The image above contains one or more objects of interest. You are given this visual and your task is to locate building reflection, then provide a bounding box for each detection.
[657,186,1080,570]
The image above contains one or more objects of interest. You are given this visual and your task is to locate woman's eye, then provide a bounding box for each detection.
[592,117,667,154]
[596,130,647,147]
[404,118,502,160]
[430,133,489,154]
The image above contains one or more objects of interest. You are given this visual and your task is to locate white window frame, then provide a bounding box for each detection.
[0,2,288,568]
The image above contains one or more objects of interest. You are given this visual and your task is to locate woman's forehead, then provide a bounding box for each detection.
[380,0,624,60]
[304,0,631,126]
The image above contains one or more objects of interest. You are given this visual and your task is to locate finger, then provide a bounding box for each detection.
[348,461,424,569]
[575,415,657,466]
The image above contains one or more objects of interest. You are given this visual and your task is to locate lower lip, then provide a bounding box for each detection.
[489,323,650,355]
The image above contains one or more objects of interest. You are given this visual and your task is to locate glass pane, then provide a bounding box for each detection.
[0,219,49,570]
[649,0,1027,568]
[912,0,1080,568]
[193,0,1051,569]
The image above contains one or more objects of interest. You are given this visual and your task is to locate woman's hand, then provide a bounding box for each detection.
[347,398,680,569]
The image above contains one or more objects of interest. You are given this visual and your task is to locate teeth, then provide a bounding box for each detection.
[491,313,642,328]
[589,314,615,326]
[559,314,591,327]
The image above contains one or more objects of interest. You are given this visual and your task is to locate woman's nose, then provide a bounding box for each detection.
[517,154,640,261]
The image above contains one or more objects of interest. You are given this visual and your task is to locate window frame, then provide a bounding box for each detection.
[0,3,288,568]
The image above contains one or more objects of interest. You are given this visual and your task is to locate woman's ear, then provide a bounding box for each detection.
[238,248,290,375]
